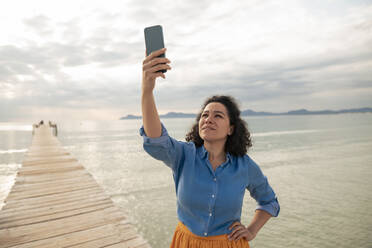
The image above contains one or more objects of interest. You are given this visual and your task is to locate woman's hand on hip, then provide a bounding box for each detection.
[142,48,171,94]
[228,221,256,242]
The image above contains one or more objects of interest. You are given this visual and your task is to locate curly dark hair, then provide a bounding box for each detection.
[185,95,252,157]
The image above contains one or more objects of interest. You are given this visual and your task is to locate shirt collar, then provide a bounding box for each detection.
[199,144,232,163]
[199,145,208,158]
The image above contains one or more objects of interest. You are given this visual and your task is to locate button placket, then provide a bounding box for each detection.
[205,173,218,237]
[208,175,217,223]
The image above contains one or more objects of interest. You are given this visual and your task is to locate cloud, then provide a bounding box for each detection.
[23,15,53,36]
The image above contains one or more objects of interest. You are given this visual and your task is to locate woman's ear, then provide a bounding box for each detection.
[229,125,234,135]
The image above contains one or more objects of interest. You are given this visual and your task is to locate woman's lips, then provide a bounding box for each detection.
[203,127,216,130]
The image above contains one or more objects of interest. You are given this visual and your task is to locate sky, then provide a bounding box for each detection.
[1,0,372,122]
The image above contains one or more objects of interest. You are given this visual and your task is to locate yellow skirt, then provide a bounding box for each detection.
[170,221,250,248]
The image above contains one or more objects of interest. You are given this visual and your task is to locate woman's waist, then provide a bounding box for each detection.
[177,209,242,238]
[175,221,230,241]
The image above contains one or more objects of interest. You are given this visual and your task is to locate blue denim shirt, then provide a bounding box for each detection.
[139,122,280,237]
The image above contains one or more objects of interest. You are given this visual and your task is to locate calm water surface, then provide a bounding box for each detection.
[1,114,371,248]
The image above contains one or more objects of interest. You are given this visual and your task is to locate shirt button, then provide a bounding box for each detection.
[209,213,212,216]
[204,232,207,236]
[214,178,217,181]
[212,194,215,198]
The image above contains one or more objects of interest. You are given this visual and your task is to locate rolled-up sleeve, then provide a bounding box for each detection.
[139,122,185,173]
[246,157,280,217]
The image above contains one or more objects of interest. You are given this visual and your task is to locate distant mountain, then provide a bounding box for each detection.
[162,112,196,118]
[119,107,372,119]
[119,112,196,120]
[121,114,140,119]
[241,109,277,116]
[285,107,372,115]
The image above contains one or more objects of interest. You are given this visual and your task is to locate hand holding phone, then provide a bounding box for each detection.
[142,26,171,93]
[144,25,167,73]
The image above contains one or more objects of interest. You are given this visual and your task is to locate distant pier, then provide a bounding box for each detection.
[0,124,150,248]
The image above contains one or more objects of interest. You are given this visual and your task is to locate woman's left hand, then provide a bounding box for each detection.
[228,221,256,242]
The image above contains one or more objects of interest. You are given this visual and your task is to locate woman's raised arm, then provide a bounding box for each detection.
[141,48,171,138]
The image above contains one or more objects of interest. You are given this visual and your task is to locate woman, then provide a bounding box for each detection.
[140,48,280,248]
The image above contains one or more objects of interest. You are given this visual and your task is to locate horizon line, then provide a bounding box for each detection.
[125,106,372,116]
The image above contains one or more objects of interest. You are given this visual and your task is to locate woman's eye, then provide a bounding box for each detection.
[216,115,222,118]
[202,114,208,117]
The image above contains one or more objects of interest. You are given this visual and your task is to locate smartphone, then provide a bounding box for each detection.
[144,25,167,73]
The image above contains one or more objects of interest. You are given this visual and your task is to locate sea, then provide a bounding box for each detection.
[1,113,371,248]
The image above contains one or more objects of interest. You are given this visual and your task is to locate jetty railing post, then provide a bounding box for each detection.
[32,124,38,135]
[48,121,58,136]
[53,124,58,136]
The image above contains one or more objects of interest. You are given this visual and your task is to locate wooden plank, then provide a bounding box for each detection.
[15,170,91,184]
[5,180,100,201]
[0,196,111,223]
[12,176,96,192]
[17,164,84,176]
[65,229,140,248]
[3,188,107,211]
[105,237,148,248]
[0,194,110,219]
[21,157,78,166]
[0,207,125,247]
[7,223,130,248]
[26,148,65,154]
[18,162,83,172]
[24,153,71,159]
[23,154,76,162]
[0,200,113,229]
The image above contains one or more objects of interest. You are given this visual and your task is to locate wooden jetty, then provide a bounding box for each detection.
[0,124,151,248]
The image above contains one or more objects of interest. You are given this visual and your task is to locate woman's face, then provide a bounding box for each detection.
[198,102,234,143]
